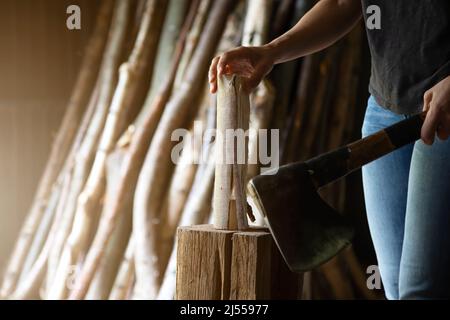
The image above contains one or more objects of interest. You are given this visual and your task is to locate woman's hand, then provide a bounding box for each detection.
[208,45,276,94]
[422,75,450,144]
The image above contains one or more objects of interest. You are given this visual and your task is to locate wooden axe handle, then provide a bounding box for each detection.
[305,111,427,188]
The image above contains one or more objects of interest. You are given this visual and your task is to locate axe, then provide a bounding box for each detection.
[247,111,426,272]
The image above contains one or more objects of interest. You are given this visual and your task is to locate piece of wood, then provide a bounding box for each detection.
[157,90,211,273]
[231,230,302,299]
[158,145,216,300]
[214,73,235,230]
[214,75,249,230]
[141,1,241,299]
[114,0,191,153]
[173,0,212,90]
[18,179,61,284]
[84,150,132,300]
[159,102,205,252]
[230,230,272,299]
[157,5,246,272]
[109,234,135,300]
[11,172,72,299]
[9,9,108,299]
[63,0,167,300]
[133,0,234,300]
[46,0,131,296]
[41,78,102,293]
[176,225,234,300]
[69,3,200,302]
[64,0,198,301]
[176,225,302,300]
[44,0,132,299]
[134,0,189,126]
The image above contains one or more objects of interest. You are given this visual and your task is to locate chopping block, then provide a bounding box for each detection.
[175,224,303,300]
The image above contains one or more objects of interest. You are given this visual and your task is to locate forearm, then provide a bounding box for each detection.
[266,0,362,64]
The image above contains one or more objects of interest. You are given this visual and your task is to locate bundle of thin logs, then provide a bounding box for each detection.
[1,0,381,300]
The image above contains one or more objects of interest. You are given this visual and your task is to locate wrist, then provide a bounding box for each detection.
[262,42,283,65]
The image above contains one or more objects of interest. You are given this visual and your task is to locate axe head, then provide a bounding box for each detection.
[247,162,354,273]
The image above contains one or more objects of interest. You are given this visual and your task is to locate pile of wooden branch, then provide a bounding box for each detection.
[1,0,380,300]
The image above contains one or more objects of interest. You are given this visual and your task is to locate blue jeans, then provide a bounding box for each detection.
[361,96,450,300]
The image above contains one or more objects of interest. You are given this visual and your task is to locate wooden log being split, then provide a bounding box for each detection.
[132,0,234,300]
[157,3,246,298]
[176,225,302,299]
[213,75,250,230]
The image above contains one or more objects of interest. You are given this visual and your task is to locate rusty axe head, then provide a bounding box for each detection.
[247,162,354,273]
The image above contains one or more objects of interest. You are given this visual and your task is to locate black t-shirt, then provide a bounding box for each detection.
[361,0,450,114]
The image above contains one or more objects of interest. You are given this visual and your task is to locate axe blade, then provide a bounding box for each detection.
[247,162,354,272]
[247,112,427,272]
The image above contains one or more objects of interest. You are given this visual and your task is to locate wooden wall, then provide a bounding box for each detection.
[0,0,99,273]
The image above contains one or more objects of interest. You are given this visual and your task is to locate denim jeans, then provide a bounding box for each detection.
[361,96,450,300]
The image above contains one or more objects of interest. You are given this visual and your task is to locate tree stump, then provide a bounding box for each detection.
[176,224,302,300]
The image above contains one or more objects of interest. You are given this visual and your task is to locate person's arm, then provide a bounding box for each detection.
[266,0,362,64]
[209,0,362,93]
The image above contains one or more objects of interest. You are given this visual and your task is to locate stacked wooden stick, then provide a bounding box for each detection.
[1,0,381,300]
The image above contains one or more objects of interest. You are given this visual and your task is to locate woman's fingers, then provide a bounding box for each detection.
[420,77,450,143]
[217,51,235,75]
[227,60,254,77]
[421,103,441,145]
[210,48,250,93]
[210,46,272,94]
[209,56,220,93]
[217,47,248,75]
[422,90,432,111]
[421,91,437,144]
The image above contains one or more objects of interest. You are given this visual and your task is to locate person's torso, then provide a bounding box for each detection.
[361,0,450,114]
